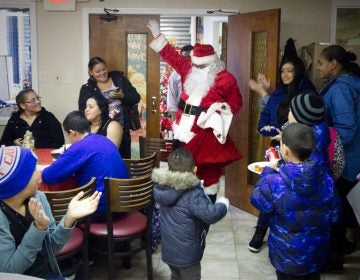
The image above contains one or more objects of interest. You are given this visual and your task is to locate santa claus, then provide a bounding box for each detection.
[148,20,242,200]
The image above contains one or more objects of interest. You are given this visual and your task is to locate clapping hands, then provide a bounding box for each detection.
[64,191,102,228]
[29,197,50,231]
[257,73,271,91]
[248,73,271,97]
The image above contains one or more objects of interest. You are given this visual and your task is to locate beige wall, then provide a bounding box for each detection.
[36,0,332,125]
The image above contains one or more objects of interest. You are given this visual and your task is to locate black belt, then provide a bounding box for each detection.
[178,99,206,116]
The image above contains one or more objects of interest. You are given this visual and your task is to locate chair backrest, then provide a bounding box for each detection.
[43,177,96,223]
[123,152,157,178]
[139,136,173,166]
[105,175,153,213]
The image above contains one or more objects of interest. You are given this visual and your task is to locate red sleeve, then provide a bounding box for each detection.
[159,44,192,77]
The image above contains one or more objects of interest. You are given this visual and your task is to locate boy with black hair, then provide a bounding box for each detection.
[42,110,129,220]
[0,146,101,278]
[152,147,229,280]
[251,123,340,280]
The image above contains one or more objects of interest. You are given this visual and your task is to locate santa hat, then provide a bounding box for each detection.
[290,92,324,126]
[190,43,217,65]
[0,146,37,199]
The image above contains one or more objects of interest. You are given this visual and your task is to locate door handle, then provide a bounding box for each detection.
[151,97,157,114]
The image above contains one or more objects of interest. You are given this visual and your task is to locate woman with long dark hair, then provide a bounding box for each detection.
[85,94,123,148]
[251,56,316,139]
[79,57,140,158]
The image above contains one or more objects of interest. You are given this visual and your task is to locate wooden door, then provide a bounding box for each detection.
[89,14,160,140]
[225,9,281,215]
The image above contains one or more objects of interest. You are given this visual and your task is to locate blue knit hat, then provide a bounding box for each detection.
[0,146,38,199]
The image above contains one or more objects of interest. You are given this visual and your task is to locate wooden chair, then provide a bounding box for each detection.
[139,136,174,167]
[88,175,154,280]
[43,177,96,278]
[123,151,157,177]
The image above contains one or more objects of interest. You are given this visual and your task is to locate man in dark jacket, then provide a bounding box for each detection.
[152,148,229,279]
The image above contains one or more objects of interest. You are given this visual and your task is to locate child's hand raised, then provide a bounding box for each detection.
[64,191,102,228]
[28,197,50,231]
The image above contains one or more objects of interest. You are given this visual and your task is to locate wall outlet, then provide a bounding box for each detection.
[53,73,63,85]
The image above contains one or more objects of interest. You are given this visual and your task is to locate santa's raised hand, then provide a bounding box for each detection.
[147,20,160,38]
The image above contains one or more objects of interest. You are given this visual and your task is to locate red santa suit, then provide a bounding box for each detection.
[150,35,242,194]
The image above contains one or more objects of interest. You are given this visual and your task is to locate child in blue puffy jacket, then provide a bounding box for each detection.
[251,123,340,280]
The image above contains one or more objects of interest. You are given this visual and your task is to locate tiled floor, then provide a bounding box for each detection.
[90,177,360,280]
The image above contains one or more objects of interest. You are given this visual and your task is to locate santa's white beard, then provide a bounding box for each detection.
[184,66,217,99]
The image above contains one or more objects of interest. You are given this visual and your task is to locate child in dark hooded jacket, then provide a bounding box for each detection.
[152,147,229,280]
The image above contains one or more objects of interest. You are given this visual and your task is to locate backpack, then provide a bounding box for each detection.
[327,127,345,180]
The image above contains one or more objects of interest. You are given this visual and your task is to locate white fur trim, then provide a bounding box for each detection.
[197,102,233,144]
[173,95,203,143]
[216,197,230,210]
[204,182,220,194]
[173,121,195,143]
[191,53,217,65]
[149,34,168,53]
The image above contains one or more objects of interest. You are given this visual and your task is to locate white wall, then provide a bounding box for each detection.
[35,0,332,125]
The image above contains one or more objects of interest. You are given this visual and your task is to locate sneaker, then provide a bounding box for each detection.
[64,274,76,280]
[248,226,267,253]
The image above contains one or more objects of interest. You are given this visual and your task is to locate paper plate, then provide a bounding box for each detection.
[247,161,270,175]
[51,144,71,155]
[37,164,50,171]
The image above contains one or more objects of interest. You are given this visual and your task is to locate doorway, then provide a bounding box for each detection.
[88,14,160,158]
[85,8,281,215]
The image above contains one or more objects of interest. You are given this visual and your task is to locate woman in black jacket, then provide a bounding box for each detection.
[0,88,64,148]
[79,57,140,158]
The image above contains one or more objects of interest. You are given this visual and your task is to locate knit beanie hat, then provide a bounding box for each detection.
[290,93,324,126]
[190,43,217,65]
[0,146,37,199]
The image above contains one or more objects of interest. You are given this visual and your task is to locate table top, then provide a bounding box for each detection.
[35,148,77,192]
[35,148,54,165]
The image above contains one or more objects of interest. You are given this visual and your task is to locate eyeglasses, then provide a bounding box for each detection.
[24,96,41,104]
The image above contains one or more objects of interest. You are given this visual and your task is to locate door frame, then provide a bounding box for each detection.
[225,9,281,215]
[81,8,238,81]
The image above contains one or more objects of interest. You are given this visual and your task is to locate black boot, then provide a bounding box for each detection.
[248,226,267,253]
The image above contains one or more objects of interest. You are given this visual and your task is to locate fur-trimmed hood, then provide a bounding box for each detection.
[152,168,200,190]
[152,168,200,207]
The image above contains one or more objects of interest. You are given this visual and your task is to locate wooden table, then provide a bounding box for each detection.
[36,149,77,191]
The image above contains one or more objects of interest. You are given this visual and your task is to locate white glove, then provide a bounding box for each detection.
[147,20,160,38]
[215,197,229,210]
